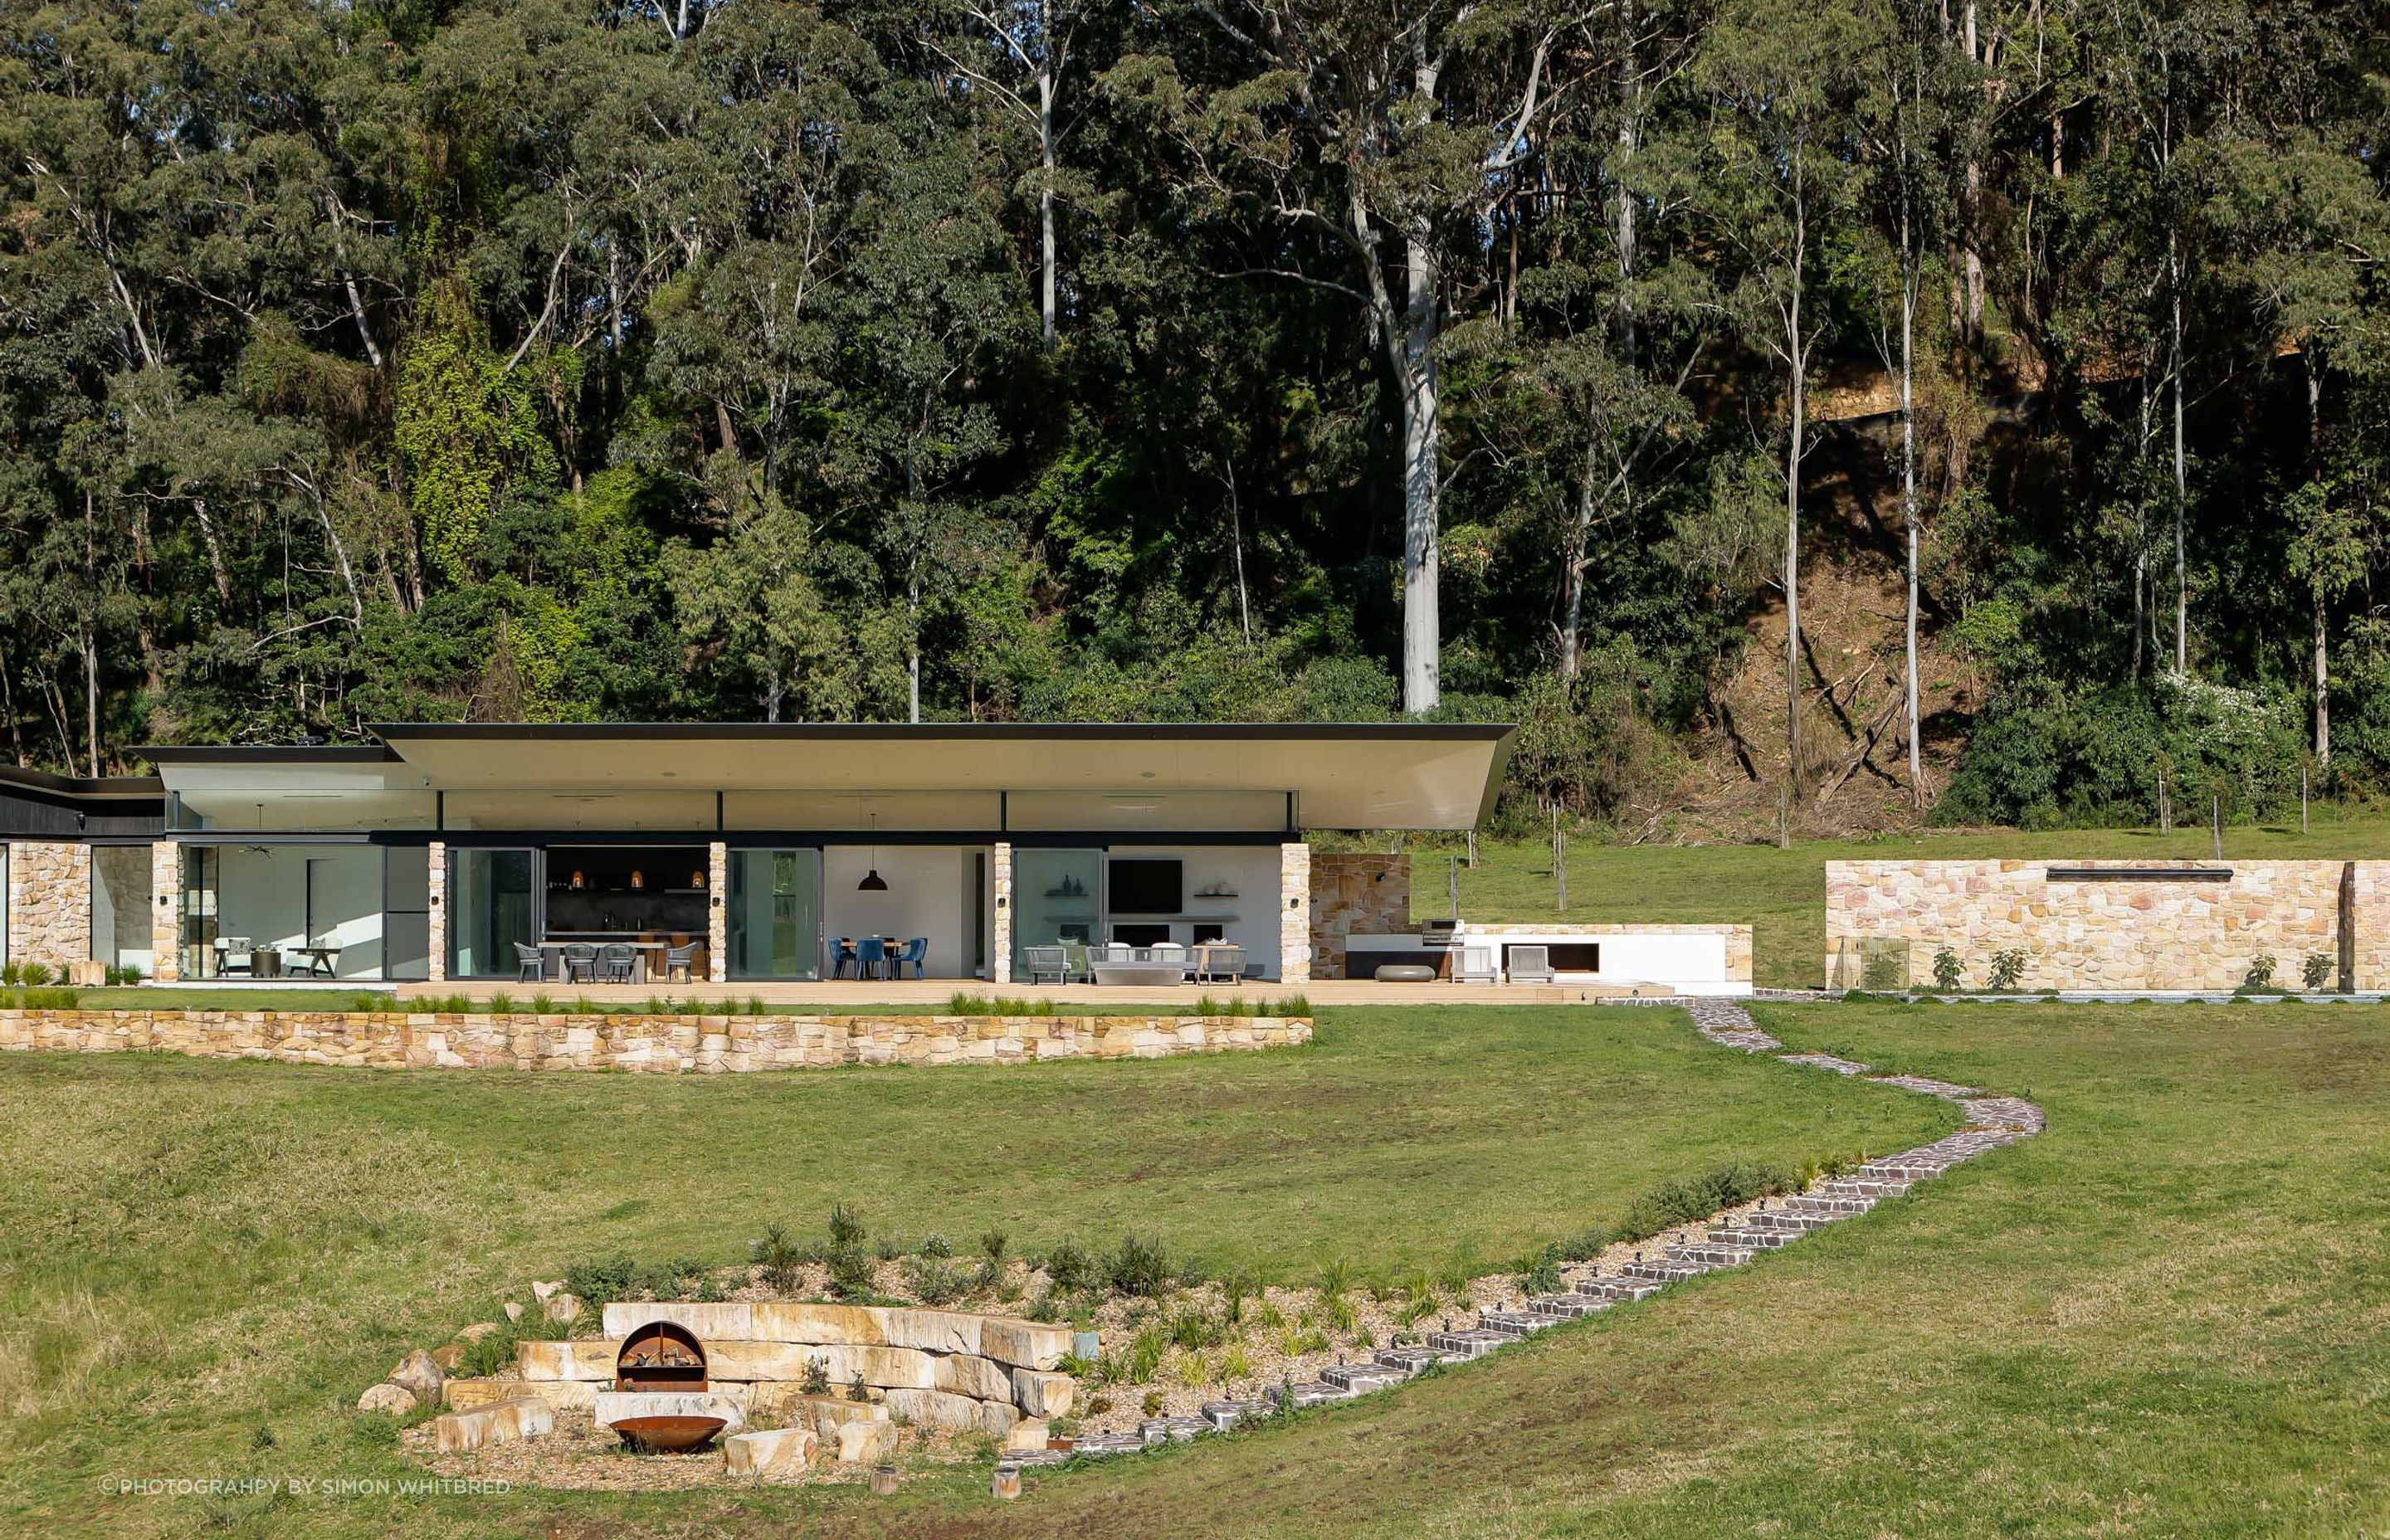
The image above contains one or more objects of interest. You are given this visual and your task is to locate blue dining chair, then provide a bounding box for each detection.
[832,938,855,978]
[857,936,890,981]
[896,937,928,979]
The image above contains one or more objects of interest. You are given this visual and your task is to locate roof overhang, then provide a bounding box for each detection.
[132,724,1514,830]
[363,722,1515,830]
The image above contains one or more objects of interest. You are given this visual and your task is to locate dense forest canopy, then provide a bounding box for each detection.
[1,0,2386,831]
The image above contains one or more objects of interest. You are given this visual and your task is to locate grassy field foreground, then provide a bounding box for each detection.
[0,1005,1942,1538]
[837,998,2390,1538]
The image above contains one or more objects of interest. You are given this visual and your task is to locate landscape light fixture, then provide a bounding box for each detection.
[858,813,889,892]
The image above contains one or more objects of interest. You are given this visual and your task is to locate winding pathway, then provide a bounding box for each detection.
[1004,998,2046,1469]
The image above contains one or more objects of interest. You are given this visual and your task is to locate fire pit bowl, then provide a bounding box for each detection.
[609,1412,729,1454]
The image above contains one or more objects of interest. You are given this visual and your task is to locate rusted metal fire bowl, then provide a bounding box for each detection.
[611,1414,728,1453]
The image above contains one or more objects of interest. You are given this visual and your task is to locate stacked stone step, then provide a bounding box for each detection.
[1200,1398,1268,1430]
[1576,1275,1665,1302]
[1622,1256,1715,1283]
[1265,1380,1354,1411]
[1373,1345,1463,1375]
[1423,1328,1514,1358]
[1140,1416,1212,1445]
[1667,1241,1756,1269]
[1320,1360,1408,1392]
[1706,1224,1798,1250]
[1527,1293,1610,1319]
[1476,1309,1562,1338]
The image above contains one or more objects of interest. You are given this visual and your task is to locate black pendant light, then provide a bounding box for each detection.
[858,812,889,891]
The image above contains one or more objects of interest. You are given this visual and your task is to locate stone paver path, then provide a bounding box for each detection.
[1002,998,2043,1489]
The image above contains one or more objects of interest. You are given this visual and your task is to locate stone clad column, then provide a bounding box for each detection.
[1278,841,1311,984]
[427,841,447,985]
[991,842,1013,984]
[708,841,729,984]
[4,841,90,975]
[149,841,181,982]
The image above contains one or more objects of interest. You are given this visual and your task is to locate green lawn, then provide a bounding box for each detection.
[1423,810,2390,986]
[790,997,2390,1538]
[0,1005,1944,1538]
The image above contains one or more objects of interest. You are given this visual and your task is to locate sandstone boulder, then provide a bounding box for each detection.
[430,1343,466,1372]
[357,1382,416,1416]
[749,1300,887,1346]
[516,1338,623,1381]
[835,1419,898,1464]
[882,1307,979,1355]
[434,1396,553,1455]
[456,1322,502,1343]
[542,1291,583,1325]
[972,1399,1020,1440]
[723,1426,816,1479]
[388,1349,446,1402]
[881,1387,982,1432]
[600,1300,754,1339]
[748,1386,890,1440]
[1003,1418,1050,1453]
[932,1352,1013,1402]
[1009,1368,1074,1418]
[978,1318,1071,1371]
[504,1302,524,1323]
[443,1378,534,1411]
[530,1279,563,1302]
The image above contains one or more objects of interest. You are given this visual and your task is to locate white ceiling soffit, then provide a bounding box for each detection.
[363,725,1515,831]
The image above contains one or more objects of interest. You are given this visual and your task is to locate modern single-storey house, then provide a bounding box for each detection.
[0,722,1752,994]
[2,724,1501,986]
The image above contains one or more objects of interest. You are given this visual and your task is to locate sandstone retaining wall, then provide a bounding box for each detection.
[1308,852,1411,981]
[0,1007,1310,1071]
[1826,858,2380,991]
[5,840,90,972]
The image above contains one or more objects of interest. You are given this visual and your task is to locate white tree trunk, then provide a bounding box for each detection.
[1900,205,1923,809]
[2171,239,2187,674]
[1399,220,1441,714]
[1783,201,1807,795]
[1038,55,1058,353]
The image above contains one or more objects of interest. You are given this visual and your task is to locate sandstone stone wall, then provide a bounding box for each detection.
[1278,842,1311,983]
[5,841,90,972]
[1308,852,1410,981]
[1825,859,2377,990]
[0,1006,1311,1071]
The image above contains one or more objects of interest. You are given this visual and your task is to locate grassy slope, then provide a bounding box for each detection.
[1422,810,2390,986]
[797,998,2390,1538]
[0,1006,1944,1538]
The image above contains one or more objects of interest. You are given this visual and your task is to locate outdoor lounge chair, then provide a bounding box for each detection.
[1506,944,1554,986]
[1195,944,1246,984]
[1022,945,1070,984]
[515,943,546,983]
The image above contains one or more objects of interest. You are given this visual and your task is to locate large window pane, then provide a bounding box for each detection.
[449,848,537,978]
[728,850,821,979]
[1012,848,1102,976]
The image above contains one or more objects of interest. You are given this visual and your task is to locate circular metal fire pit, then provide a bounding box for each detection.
[611,1413,729,1454]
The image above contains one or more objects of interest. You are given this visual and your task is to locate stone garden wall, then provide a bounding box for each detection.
[0,1008,1310,1072]
[1825,858,2388,991]
[502,1302,1076,1440]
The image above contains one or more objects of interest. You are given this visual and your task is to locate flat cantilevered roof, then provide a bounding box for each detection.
[141,723,1515,831]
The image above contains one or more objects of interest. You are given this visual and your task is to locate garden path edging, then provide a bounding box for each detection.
[997,997,2045,1478]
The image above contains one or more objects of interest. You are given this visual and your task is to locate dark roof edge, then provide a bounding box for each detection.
[366,721,1518,743]
[133,744,403,766]
[0,763,164,797]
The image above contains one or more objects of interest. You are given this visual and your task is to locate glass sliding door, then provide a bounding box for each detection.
[727,849,822,979]
[383,846,431,982]
[448,848,538,979]
[1012,847,1102,976]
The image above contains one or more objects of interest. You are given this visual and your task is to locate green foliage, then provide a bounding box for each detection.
[800,1355,832,1396]
[2301,953,2334,991]
[1932,948,1964,992]
[2242,954,2278,992]
[826,1203,876,1300]
[1044,1235,1097,1294]
[1105,1234,1173,1298]
[563,1252,639,1308]
[1988,949,2028,992]
[394,276,557,585]
[1617,1162,1798,1244]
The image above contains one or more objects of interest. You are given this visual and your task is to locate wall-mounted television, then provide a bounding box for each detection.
[1108,858,1182,915]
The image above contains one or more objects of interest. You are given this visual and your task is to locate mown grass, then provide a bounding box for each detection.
[0,1005,1942,1538]
[1422,809,2390,986]
[782,998,2390,1538]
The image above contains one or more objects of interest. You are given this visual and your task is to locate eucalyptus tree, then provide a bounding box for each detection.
[1129,0,1581,713]
[1695,0,1866,794]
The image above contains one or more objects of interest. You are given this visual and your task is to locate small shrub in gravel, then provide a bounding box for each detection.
[563,1251,638,1307]
[1045,1235,1098,1294]
[1105,1233,1173,1297]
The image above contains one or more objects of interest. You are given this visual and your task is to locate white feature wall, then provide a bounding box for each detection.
[821,846,976,978]
[215,844,386,978]
[1108,845,1282,982]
